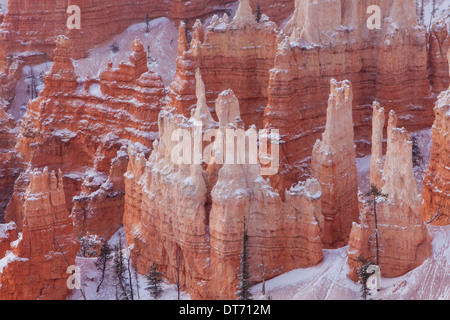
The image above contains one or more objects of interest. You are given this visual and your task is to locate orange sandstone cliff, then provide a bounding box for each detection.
[311,79,359,249]
[422,48,450,225]
[0,168,78,300]
[123,69,324,299]
[5,36,165,240]
[348,111,432,280]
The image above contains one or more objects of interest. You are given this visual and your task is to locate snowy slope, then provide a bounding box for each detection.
[0,0,7,14]
[424,0,450,29]
[251,225,450,300]
[73,17,178,88]
[67,228,191,300]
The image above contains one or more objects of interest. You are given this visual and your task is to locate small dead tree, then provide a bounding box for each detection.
[176,247,182,300]
[145,262,164,299]
[260,255,266,296]
[113,239,130,300]
[95,241,112,293]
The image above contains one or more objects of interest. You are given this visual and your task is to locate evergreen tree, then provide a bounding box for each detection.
[365,184,387,266]
[127,256,135,300]
[256,4,261,23]
[95,241,112,293]
[411,135,423,168]
[145,262,164,299]
[356,256,375,300]
[145,13,150,33]
[176,248,182,300]
[113,239,130,300]
[236,219,252,300]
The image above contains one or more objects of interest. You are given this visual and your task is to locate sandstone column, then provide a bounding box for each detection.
[311,79,359,249]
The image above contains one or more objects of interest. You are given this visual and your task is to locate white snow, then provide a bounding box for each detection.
[73,17,178,88]
[0,251,28,274]
[252,225,450,300]
[424,0,450,31]
[67,227,191,300]
[0,0,7,14]
[8,61,53,120]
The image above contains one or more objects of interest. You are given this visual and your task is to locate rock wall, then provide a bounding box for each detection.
[0,0,294,67]
[422,48,450,225]
[169,0,279,128]
[263,0,448,193]
[6,36,165,239]
[123,69,323,299]
[348,111,431,280]
[0,168,78,300]
[369,102,385,190]
[311,79,359,249]
[0,103,19,221]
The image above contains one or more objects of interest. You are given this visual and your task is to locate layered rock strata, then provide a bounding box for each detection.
[0,104,19,221]
[169,0,279,128]
[348,111,431,280]
[311,79,359,249]
[0,0,294,66]
[123,69,323,299]
[264,0,448,192]
[422,48,450,225]
[369,102,385,190]
[6,36,165,239]
[0,168,78,300]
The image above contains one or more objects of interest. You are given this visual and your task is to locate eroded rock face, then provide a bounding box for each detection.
[124,70,323,299]
[348,111,431,280]
[6,37,165,240]
[0,168,78,300]
[169,5,279,128]
[422,48,450,225]
[264,0,448,193]
[0,0,294,67]
[311,79,359,249]
[369,102,385,190]
[0,104,20,221]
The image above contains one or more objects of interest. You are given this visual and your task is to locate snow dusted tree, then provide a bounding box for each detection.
[145,262,164,299]
[256,4,261,23]
[416,0,425,23]
[356,256,375,301]
[260,255,266,296]
[127,256,135,300]
[145,13,150,33]
[77,233,101,257]
[365,184,388,266]
[175,248,182,300]
[133,260,141,299]
[95,241,112,293]
[411,135,423,169]
[113,239,130,300]
[236,218,252,300]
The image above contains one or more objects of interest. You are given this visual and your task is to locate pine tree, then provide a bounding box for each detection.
[127,256,134,300]
[95,241,112,293]
[411,135,423,168]
[236,219,252,300]
[145,13,150,33]
[256,4,261,23]
[365,184,388,266]
[356,256,375,300]
[176,248,182,300]
[145,262,164,299]
[133,260,141,299]
[113,239,130,300]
